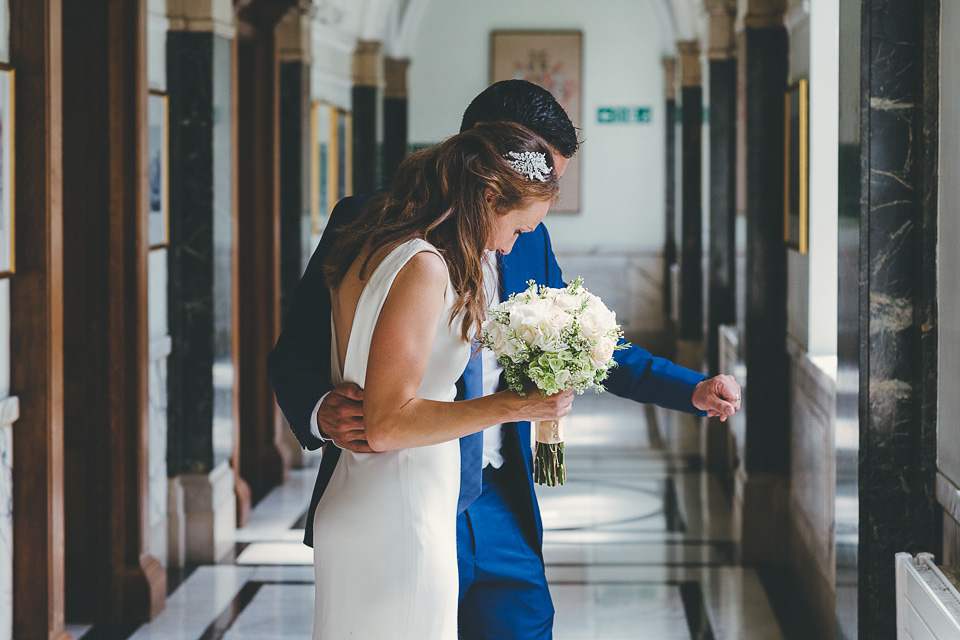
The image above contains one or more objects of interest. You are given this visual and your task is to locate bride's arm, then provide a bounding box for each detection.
[362,251,572,452]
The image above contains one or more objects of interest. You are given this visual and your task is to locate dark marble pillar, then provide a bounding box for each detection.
[706,59,736,377]
[279,59,310,318]
[677,41,703,346]
[166,31,236,478]
[662,57,677,321]
[382,57,410,185]
[352,41,382,194]
[702,0,738,477]
[742,24,788,476]
[733,8,790,566]
[855,1,940,637]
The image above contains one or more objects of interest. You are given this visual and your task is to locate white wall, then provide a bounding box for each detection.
[147,0,170,568]
[784,1,838,357]
[938,0,960,487]
[407,0,667,252]
[806,0,838,357]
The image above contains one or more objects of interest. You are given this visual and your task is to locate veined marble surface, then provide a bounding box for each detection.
[148,351,170,527]
[127,392,786,640]
[0,422,10,640]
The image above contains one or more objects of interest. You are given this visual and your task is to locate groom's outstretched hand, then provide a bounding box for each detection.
[319,383,372,453]
[692,375,742,422]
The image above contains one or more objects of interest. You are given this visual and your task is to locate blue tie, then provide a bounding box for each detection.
[458,344,484,513]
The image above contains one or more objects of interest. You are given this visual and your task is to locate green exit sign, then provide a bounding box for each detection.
[597,107,653,124]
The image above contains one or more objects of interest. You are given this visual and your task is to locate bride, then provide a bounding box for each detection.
[312,122,574,639]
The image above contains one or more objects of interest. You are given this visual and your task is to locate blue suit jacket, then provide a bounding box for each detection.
[267,193,707,547]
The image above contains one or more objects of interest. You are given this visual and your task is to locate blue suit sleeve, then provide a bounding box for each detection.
[267,195,369,450]
[537,224,707,415]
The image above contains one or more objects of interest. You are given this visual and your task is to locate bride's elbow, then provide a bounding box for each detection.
[364,417,399,452]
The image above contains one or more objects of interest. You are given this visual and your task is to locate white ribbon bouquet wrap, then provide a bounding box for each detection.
[481,278,626,486]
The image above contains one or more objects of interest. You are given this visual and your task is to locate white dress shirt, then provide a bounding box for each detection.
[480,253,505,469]
[311,252,506,470]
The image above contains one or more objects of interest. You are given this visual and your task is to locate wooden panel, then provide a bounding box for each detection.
[61,0,164,627]
[8,0,72,637]
[237,29,290,503]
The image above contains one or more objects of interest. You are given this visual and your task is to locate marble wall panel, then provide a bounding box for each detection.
[554,251,666,351]
[788,342,835,559]
[149,340,172,528]
[0,397,17,640]
[0,422,10,640]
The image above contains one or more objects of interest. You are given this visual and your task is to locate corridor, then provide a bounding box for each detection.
[124,394,785,640]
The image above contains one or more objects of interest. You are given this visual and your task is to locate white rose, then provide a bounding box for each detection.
[579,309,602,340]
[534,322,563,352]
[509,299,547,331]
[484,321,509,354]
[544,307,573,332]
[517,323,543,347]
[554,292,582,312]
[590,337,616,367]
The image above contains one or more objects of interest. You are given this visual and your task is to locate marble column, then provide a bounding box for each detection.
[277,13,311,469]
[165,0,238,564]
[735,0,790,564]
[703,0,738,476]
[352,41,382,194]
[382,57,410,185]
[676,41,703,367]
[855,1,940,637]
[662,57,677,323]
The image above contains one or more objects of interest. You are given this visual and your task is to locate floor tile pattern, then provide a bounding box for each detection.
[126,392,786,640]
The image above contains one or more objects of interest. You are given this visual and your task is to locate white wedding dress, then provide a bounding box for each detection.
[312,239,470,639]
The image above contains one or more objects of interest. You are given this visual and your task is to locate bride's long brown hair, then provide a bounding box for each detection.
[324,122,560,342]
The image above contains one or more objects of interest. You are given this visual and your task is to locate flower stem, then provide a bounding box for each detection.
[534,442,566,486]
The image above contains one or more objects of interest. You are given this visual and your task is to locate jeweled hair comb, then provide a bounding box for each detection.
[505,151,552,182]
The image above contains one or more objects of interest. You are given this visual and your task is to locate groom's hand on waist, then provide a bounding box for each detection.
[320,383,371,453]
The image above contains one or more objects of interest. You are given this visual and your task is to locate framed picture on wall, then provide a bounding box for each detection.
[338,109,353,201]
[147,90,169,249]
[490,30,582,214]
[311,101,332,235]
[0,66,14,277]
[784,79,809,254]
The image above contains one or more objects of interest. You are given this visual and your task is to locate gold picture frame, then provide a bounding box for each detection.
[311,103,353,236]
[147,90,170,249]
[490,30,582,214]
[0,65,15,277]
[784,79,809,254]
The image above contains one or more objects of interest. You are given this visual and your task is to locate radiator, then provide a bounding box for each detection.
[896,552,960,639]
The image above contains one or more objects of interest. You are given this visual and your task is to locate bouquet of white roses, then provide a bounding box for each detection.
[481,278,626,486]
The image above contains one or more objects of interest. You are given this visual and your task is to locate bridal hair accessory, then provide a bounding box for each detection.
[506,151,552,182]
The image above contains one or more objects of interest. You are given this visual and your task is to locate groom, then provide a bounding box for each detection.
[268,80,741,639]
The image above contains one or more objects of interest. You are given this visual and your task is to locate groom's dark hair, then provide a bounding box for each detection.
[460,80,579,158]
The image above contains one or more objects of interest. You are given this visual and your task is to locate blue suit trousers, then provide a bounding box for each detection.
[457,466,554,639]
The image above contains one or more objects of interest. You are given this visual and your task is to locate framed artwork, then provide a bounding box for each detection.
[0,66,14,277]
[147,90,169,249]
[491,30,582,214]
[784,79,809,254]
[310,104,353,235]
[311,101,331,235]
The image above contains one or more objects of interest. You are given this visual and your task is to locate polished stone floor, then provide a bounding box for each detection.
[125,392,786,640]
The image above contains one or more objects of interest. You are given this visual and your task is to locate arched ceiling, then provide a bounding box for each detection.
[315,0,707,58]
